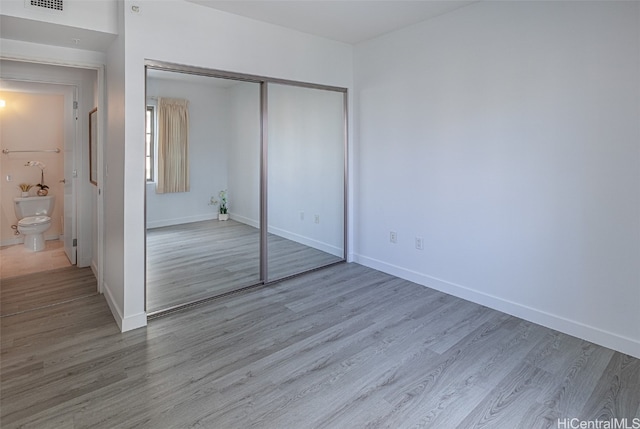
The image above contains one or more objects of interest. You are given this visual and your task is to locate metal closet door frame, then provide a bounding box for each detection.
[144,59,348,315]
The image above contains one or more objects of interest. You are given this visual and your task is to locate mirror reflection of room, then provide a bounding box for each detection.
[145,67,347,314]
[145,70,261,313]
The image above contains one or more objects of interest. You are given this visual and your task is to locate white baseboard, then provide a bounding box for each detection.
[147,213,217,229]
[102,282,147,332]
[230,212,259,229]
[121,311,147,332]
[77,255,91,268]
[226,214,343,258]
[102,282,123,330]
[353,254,640,359]
[0,234,60,248]
[1,237,22,247]
[268,226,343,258]
[90,259,98,281]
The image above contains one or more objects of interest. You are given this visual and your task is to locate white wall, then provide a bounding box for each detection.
[113,0,353,331]
[103,3,128,329]
[0,38,107,66]
[145,76,230,228]
[354,1,640,358]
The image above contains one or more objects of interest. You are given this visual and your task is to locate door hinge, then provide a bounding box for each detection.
[73,238,77,247]
[73,101,78,109]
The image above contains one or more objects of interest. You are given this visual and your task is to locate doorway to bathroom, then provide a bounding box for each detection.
[0,60,101,314]
[0,82,72,275]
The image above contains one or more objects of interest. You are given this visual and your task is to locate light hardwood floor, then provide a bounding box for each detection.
[2,263,638,428]
[0,240,71,279]
[146,219,342,312]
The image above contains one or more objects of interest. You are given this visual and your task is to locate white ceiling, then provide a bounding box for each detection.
[0,1,477,52]
[186,1,478,45]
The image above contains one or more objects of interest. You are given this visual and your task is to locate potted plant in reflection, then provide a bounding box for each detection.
[36,183,50,196]
[210,189,229,221]
[25,161,49,196]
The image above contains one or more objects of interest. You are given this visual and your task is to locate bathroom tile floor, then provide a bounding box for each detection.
[0,240,71,279]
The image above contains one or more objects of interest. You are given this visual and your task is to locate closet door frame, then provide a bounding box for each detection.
[144,59,348,314]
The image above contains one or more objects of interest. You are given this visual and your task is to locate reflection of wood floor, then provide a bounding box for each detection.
[3,263,638,428]
[146,219,342,312]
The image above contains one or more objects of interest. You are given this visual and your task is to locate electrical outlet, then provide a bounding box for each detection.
[415,236,424,250]
[314,214,320,224]
[390,231,397,243]
[6,174,12,182]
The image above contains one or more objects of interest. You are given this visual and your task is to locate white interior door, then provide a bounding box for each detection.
[63,87,77,264]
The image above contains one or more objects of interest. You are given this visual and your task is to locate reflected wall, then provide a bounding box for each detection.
[267,83,345,281]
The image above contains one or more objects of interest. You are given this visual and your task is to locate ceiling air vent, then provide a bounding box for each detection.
[27,0,64,12]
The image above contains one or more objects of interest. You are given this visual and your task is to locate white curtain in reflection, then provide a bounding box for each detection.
[157,97,190,193]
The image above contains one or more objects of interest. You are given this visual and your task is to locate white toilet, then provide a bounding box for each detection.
[14,195,55,252]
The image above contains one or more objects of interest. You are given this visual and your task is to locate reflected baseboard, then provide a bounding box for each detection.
[268,225,343,258]
[147,213,217,229]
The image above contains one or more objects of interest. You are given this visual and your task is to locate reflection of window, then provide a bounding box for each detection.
[146,105,155,182]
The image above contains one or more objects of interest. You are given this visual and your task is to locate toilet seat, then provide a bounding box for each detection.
[18,215,51,227]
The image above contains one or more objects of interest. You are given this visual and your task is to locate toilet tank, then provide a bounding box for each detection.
[14,195,55,219]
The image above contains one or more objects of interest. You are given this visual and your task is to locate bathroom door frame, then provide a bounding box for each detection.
[0,57,106,293]
[144,59,349,315]
[62,84,78,265]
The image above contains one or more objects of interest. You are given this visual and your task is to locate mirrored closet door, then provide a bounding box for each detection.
[145,63,347,314]
[266,83,345,282]
[145,69,261,313]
